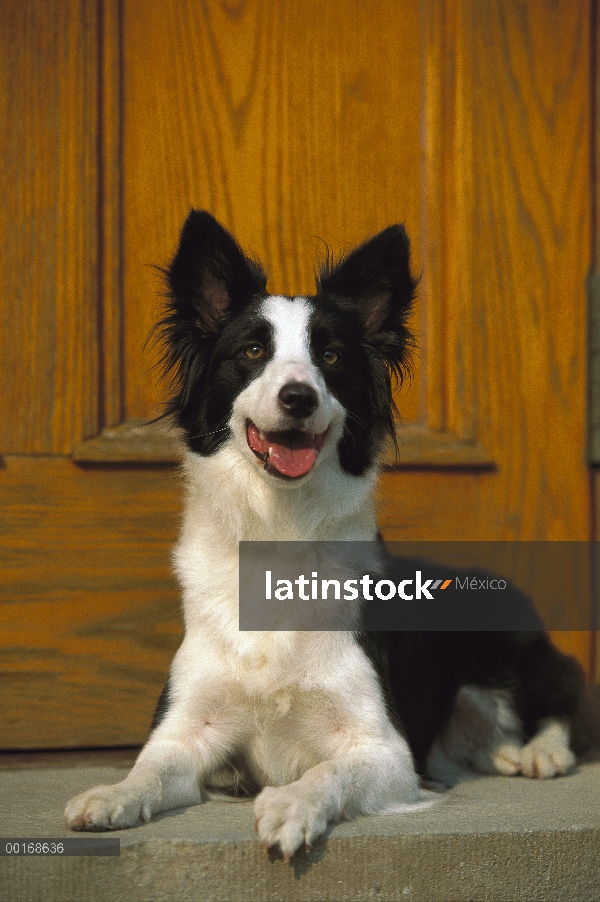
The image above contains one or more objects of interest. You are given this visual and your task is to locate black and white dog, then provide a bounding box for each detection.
[65,211,584,858]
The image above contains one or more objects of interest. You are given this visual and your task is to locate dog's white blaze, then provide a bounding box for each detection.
[253,295,326,419]
[261,295,312,366]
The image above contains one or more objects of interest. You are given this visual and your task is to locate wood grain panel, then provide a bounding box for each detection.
[121,0,423,423]
[99,0,125,428]
[0,589,180,748]
[0,0,100,453]
[420,0,473,437]
[0,458,182,748]
[590,2,600,683]
[451,0,590,541]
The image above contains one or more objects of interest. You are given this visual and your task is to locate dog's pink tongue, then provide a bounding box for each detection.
[247,423,320,477]
[269,442,317,477]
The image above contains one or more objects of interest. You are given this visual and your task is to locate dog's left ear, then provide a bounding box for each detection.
[317,225,417,338]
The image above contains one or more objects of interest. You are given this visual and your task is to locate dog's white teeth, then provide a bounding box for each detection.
[268,447,273,457]
[259,430,266,440]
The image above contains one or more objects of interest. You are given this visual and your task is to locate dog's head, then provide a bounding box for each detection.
[156,210,416,483]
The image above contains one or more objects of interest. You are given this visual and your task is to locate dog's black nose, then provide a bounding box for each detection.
[278,382,318,419]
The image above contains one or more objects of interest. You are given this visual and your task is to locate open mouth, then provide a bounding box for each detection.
[246,421,327,478]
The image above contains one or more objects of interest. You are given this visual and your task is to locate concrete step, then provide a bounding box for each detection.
[0,752,599,902]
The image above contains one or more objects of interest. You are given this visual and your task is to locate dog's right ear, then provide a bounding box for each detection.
[153,212,267,418]
[166,210,267,331]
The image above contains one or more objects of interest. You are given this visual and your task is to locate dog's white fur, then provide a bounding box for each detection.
[65,293,574,854]
[65,296,430,856]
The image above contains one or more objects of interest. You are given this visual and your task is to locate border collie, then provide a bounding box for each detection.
[65,211,584,858]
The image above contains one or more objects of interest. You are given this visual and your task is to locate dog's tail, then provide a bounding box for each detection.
[380,788,444,815]
[204,787,257,804]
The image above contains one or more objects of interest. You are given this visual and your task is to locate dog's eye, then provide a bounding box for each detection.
[243,343,264,360]
[323,349,339,366]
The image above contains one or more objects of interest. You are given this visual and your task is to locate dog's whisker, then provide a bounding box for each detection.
[187,425,230,438]
[341,423,357,447]
[345,411,369,432]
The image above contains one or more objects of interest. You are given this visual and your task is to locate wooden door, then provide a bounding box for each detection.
[0,0,595,750]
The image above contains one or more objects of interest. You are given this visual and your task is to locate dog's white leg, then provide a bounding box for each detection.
[65,692,244,831]
[64,738,206,831]
[254,739,420,859]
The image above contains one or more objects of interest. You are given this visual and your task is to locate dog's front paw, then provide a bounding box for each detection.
[65,783,154,831]
[254,783,329,860]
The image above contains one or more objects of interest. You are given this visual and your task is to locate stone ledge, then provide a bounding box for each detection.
[1,761,599,902]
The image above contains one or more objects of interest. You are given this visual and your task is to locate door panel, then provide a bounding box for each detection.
[0,458,181,748]
[0,0,595,750]
[0,0,99,454]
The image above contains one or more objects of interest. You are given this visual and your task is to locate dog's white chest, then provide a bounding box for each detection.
[242,685,340,786]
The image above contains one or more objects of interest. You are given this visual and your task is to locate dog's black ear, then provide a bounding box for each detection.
[317,227,417,463]
[317,224,417,387]
[152,211,266,421]
[317,225,417,336]
[167,210,267,330]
